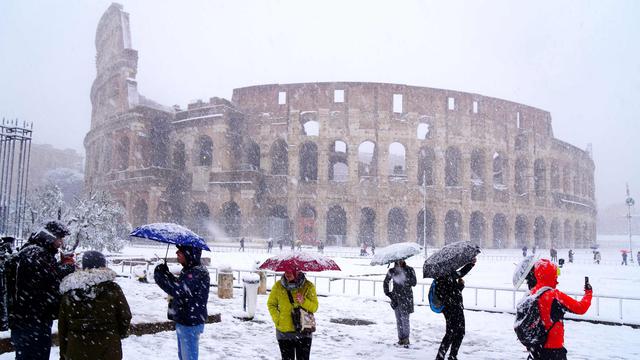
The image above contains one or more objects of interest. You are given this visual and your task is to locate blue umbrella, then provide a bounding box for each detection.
[130,223,211,260]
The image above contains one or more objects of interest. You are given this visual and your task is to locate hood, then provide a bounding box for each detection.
[280,272,306,291]
[533,259,558,289]
[60,268,117,294]
[178,245,202,267]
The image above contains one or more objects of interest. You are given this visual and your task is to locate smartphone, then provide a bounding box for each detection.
[585,276,589,285]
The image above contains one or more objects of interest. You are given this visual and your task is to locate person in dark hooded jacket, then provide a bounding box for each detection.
[7,220,75,360]
[527,259,592,360]
[58,251,131,360]
[435,258,476,360]
[383,260,416,346]
[154,245,210,360]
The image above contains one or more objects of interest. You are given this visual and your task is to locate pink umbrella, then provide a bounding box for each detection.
[259,252,341,272]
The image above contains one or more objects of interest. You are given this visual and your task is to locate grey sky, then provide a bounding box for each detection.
[0,0,638,209]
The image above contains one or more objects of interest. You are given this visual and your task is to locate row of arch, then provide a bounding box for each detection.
[165,137,593,200]
[129,196,593,248]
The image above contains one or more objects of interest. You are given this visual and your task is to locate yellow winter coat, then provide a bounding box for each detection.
[267,278,318,333]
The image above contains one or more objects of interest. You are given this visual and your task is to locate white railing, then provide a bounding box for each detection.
[204,268,640,326]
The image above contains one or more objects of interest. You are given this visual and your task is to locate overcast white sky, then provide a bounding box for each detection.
[0,0,638,209]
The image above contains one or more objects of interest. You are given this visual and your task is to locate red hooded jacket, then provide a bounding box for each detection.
[530,259,592,349]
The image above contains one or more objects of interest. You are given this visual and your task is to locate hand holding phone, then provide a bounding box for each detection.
[584,276,592,291]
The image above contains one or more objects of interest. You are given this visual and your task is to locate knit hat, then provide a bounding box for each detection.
[44,220,70,238]
[82,251,107,269]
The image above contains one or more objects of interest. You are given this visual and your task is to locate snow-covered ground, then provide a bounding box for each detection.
[2,236,639,359]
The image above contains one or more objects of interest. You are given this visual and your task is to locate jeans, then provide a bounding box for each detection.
[176,323,204,360]
[278,337,312,360]
[11,324,53,360]
[436,307,465,360]
[394,309,410,341]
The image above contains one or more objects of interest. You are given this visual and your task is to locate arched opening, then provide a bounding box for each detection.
[515,158,528,196]
[329,140,349,182]
[358,141,377,178]
[493,153,506,188]
[387,208,407,244]
[196,135,213,166]
[550,160,560,190]
[563,220,573,248]
[445,147,461,186]
[574,220,582,248]
[243,140,260,170]
[221,201,241,237]
[268,204,290,246]
[173,141,186,170]
[534,159,546,197]
[358,207,376,246]
[550,219,560,248]
[444,210,462,244]
[116,136,129,171]
[492,214,507,248]
[534,216,547,248]
[326,205,347,246]
[417,208,435,246]
[135,136,151,168]
[515,215,529,248]
[297,204,317,244]
[270,139,289,175]
[132,199,148,227]
[470,149,486,200]
[191,202,210,236]
[515,134,527,150]
[300,112,319,136]
[417,147,435,186]
[388,142,406,178]
[469,211,485,246]
[299,142,318,181]
[417,123,430,140]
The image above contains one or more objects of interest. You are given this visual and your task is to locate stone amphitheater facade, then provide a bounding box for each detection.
[85,4,596,248]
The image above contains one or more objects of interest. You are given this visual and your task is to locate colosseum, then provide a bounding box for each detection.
[84,4,596,249]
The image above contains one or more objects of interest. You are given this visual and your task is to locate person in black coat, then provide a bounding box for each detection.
[383,260,417,346]
[154,245,210,360]
[7,220,75,360]
[435,258,476,360]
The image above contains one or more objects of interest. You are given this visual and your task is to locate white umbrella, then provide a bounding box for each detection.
[370,242,422,266]
[512,254,539,289]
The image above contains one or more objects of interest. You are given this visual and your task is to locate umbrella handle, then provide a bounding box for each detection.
[164,243,170,264]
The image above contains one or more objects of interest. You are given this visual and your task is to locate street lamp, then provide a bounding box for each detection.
[423,170,428,258]
[626,183,635,263]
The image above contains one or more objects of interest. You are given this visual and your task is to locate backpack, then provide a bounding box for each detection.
[428,280,444,313]
[514,286,556,349]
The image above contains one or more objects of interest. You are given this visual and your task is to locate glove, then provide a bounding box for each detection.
[154,263,169,273]
[61,252,75,265]
[584,283,592,291]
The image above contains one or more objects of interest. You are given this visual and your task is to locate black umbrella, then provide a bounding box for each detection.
[423,241,481,278]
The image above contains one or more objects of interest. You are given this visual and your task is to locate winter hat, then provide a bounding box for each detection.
[45,220,70,238]
[82,251,107,270]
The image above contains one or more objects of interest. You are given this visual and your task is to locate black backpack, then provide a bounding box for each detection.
[514,286,556,349]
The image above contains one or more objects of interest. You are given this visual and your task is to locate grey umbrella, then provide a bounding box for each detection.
[423,241,481,278]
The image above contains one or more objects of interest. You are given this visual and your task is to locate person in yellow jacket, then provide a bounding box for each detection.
[267,269,318,360]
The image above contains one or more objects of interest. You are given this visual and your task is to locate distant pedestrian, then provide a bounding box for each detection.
[267,269,318,360]
[532,245,537,255]
[637,251,640,266]
[383,260,416,346]
[568,249,574,263]
[7,221,76,360]
[360,243,368,256]
[522,246,528,257]
[435,258,477,360]
[317,241,324,254]
[239,237,245,252]
[279,239,283,251]
[59,251,131,360]
[267,238,273,253]
[371,243,376,256]
[296,240,302,251]
[621,251,628,266]
[154,245,210,360]
[550,248,558,263]
[594,251,601,265]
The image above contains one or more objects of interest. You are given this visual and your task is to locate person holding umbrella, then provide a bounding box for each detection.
[267,268,318,360]
[132,223,212,360]
[383,259,417,346]
[423,241,480,360]
[261,252,339,360]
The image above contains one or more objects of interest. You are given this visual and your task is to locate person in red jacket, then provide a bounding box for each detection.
[529,259,592,360]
